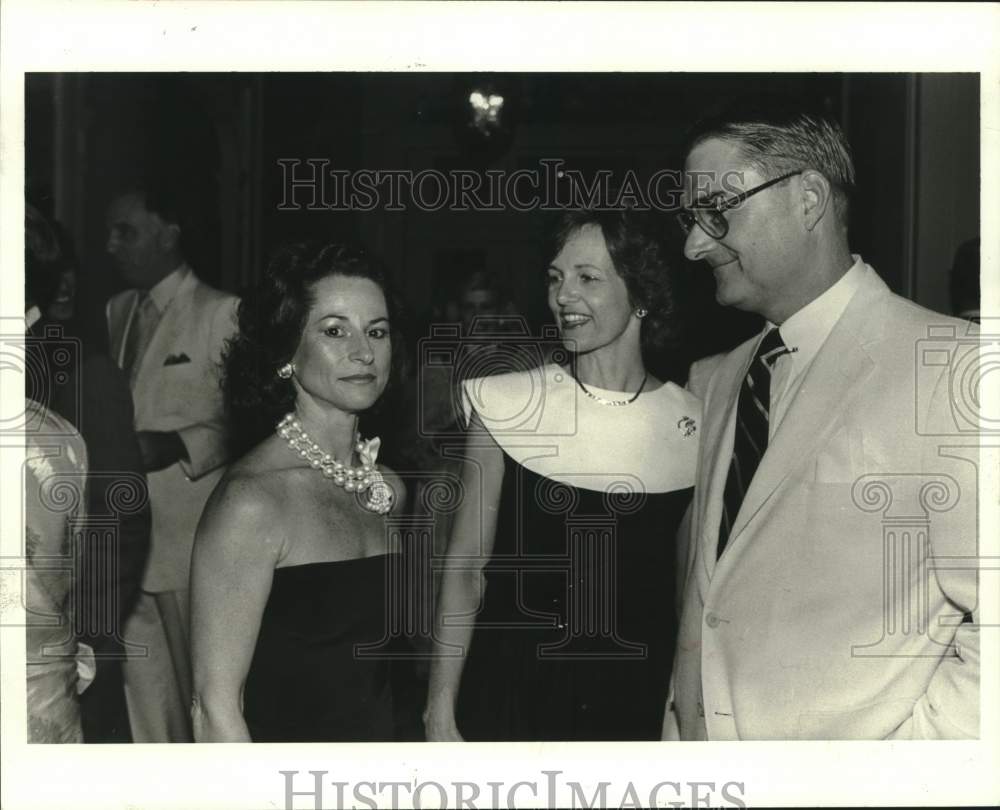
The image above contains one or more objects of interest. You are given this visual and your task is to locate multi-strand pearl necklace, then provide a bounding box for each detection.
[276,413,394,515]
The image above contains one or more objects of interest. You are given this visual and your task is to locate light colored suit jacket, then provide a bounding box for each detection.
[107,267,239,593]
[670,263,979,739]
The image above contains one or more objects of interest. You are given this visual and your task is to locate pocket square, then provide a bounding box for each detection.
[163,353,191,366]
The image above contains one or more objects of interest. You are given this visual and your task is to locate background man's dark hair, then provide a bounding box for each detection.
[117,175,197,259]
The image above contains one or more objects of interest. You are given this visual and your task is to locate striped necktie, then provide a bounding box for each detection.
[717,328,790,560]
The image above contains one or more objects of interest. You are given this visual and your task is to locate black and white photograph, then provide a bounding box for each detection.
[2,2,998,809]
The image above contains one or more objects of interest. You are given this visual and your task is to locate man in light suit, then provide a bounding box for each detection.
[106,185,238,742]
[664,99,979,739]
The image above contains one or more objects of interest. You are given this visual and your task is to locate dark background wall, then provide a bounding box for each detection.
[25,72,980,367]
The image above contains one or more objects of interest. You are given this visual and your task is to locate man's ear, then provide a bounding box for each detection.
[800,169,833,231]
[159,222,181,252]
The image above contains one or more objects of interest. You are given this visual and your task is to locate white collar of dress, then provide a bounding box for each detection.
[461,363,700,494]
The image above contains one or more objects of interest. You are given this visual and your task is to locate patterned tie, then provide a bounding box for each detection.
[717,328,790,559]
[121,291,160,387]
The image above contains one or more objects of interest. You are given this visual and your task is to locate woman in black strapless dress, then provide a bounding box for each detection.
[240,554,399,742]
[190,241,406,742]
[425,209,700,741]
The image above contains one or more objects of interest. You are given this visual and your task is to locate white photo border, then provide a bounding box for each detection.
[1,2,997,809]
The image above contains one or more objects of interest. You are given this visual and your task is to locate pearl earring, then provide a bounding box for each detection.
[636,307,648,319]
[277,363,295,380]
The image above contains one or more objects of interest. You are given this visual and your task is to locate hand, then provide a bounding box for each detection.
[423,700,465,742]
[75,642,97,695]
[661,703,681,741]
[137,430,188,472]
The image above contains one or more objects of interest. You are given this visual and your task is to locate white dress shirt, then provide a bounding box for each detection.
[119,263,190,370]
[146,263,188,313]
[767,255,867,439]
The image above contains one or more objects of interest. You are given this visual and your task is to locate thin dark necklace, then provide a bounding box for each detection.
[571,366,648,406]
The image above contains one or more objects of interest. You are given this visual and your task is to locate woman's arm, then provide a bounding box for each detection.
[189,476,283,742]
[423,414,505,741]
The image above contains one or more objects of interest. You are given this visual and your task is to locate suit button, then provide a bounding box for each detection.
[705,612,720,629]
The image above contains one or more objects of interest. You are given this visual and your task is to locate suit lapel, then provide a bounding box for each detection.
[725,266,889,544]
[133,270,198,390]
[697,340,756,577]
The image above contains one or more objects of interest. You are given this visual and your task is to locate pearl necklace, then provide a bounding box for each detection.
[276,413,394,515]
[572,370,648,406]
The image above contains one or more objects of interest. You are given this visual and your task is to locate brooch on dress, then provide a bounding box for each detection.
[677,416,697,437]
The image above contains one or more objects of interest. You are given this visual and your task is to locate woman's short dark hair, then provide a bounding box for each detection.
[223,240,406,457]
[544,207,680,362]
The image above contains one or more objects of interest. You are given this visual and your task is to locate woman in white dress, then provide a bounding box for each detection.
[424,209,701,741]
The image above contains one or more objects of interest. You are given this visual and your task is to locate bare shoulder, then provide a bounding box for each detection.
[196,443,294,564]
[209,468,279,520]
[198,470,278,546]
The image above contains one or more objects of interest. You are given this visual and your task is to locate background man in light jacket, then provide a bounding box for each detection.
[106,183,239,742]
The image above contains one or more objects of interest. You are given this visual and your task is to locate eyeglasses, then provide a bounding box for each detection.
[676,170,802,240]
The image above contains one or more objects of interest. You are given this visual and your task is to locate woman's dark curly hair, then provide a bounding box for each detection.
[543,207,681,364]
[223,240,407,458]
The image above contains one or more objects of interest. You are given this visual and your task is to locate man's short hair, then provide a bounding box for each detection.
[139,179,185,230]
[684,95,856,227]
[121,173,189,230]
[115,176,190,255]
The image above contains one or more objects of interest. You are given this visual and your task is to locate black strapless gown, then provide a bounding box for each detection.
[243,553,399,742]
[456,452,693,741]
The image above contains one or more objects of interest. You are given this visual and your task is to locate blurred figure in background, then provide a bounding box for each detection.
[26,209,151,743]
[105,181,239,742]
[412,268,522,449]
[24,203,88,743]
[398,269,523,649]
